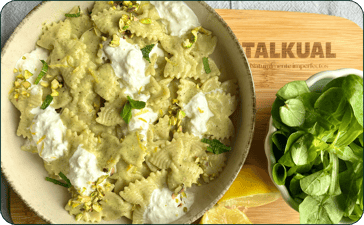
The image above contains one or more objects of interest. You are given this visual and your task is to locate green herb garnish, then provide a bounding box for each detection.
[127,96,146,109]
[201,138,231,154]
[40,95,53,110]
[34,60,48,85]
[270,75,364,224]
[120,96,146,124]
[65,6,81,17]
[45,172,72,188]
[141,44,155,63]
[203,57,211,74]
[59,172,72,188]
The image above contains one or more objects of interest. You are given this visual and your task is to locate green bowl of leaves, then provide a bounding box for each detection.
[264,68,363,224]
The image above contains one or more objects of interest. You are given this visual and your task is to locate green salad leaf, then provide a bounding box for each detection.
[270,75,363,224]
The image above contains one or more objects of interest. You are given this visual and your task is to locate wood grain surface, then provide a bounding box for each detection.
[9,9,363,224]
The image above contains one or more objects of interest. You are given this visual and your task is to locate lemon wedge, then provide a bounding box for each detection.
[200,205,252,224]
[200,164,280,224]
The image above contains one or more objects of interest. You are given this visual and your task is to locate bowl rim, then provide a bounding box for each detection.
[264,68,363,212]
[1,1,256,224]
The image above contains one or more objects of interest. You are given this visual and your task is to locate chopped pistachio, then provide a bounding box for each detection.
[46,74,52,79]
[22,56,26,60]
[109,34,120,47]
[21,91,27,95]
[121,14,129,21]
[108,1,114,5]
[96,175,108,185]
[14,81,20,87]
[75,213,83,221]
[16,74,24,80]
[13,68,18,73]
[183,207,188,213]
[22,81,31,89]
[122,25,129,30]
[40,81,49,87]
[182,39,193,48]
[93,203,103,212]
[101,36,107,42]
[112,6,116,10]
[51,89,59,97]
[23,70,33,79]
[177,110,186,120]
[198,107,204,113]
[51,79,59,89]
[123,1,132,6]
[140,18,152,24]
[172,99,179,104]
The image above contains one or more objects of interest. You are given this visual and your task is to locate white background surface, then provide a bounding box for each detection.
[0,1,363,224]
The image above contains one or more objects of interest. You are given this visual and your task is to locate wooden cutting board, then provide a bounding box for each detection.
[9,10,363,224]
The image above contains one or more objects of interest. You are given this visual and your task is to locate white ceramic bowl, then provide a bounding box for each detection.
[1,1,256,224]
[264,68,363,212]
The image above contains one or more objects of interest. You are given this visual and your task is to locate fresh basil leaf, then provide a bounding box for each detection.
[127,96,146,109]
[341,75,363,127]
[40,95,53,110]
[201,138,231,154]
[300,170,331,196]
[272,163,287,185]
[120,101,132,124]
[203,57,211,74]
[141,44,155,63]
[279,99,305,127]
[34,60,48,84]
[276,80,310,100]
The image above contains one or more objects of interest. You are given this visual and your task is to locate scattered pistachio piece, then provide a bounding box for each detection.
[22,81,31,89]
[140,18,151,24]
[23,70,33,79]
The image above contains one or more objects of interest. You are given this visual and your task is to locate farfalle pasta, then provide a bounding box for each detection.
[8,1,239,224]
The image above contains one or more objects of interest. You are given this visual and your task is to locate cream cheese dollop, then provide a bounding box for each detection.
[150,1,200,37]
[30,106,68,162]
[182,92,214,138]
[68,145,108,196]
[102,37,150,96]
[143,187,195,224]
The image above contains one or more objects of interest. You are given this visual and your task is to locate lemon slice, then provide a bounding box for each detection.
[218,164,280,208]
[200,165,281,224]
[200,205,252,224]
